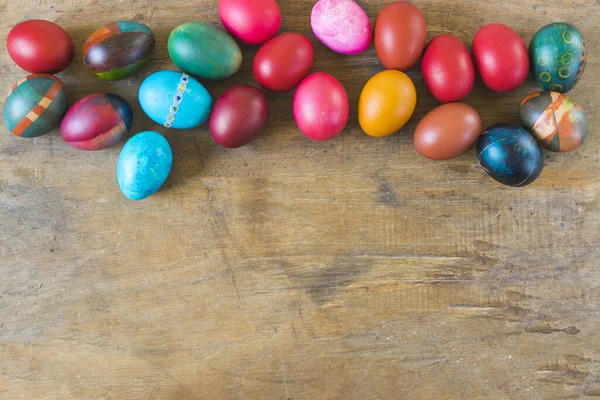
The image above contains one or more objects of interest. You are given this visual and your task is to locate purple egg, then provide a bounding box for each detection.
[311,0,372,55]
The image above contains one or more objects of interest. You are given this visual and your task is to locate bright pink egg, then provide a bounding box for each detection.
[422,34,475,103]
[311,0,372,55]
[472,23,529,92]
[218,0,281,45]
[293,72,349,141]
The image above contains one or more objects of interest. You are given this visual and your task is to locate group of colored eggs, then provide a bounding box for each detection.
[3,0,591,199]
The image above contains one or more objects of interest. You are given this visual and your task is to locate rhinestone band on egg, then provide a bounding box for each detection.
[164,73,189,128]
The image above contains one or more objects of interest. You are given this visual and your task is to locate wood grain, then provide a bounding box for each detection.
[1,0,599,399]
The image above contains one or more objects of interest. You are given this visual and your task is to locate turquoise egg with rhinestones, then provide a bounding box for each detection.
[138,70,212,129]
[529,23,587,93]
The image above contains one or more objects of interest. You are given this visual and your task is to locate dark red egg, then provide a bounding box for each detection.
[210,85,268,149]
[472,23,529,92]
[60,93,132,151]
[219,0,281,45]
[253,33,314,92]
[422,35,475,103]
[7,20,74,73]
[293,72,349,141]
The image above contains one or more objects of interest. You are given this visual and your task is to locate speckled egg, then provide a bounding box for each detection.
[4,73,69,138]
[83,20,155,81]
[168,22,242,81]
[138,71,212,129]
[520,91,588,152]
[311,0,372,55]
[60,92,132,151]
[529,23,587,93]
[117,131,172,201]
[477,124,543,187]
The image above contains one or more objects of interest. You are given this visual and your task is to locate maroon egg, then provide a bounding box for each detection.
[7,20,74,73]
[60,93,132,151]
[422,35,475,103]
[253,33,314,92]
[210,85,268,148]
[293,72,349,141]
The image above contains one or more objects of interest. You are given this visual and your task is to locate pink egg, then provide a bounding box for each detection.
[293,72,349,141]
[311,0,372,55]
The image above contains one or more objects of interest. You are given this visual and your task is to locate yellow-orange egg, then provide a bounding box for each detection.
[358,70,417,137]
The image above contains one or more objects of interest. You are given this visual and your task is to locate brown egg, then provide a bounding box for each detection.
[374,1,427,71]
[414,103,482,160]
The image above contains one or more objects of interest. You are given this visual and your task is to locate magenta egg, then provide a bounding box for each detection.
[311,0,372,55]
[293,72,349,141]
[210,85,268,149]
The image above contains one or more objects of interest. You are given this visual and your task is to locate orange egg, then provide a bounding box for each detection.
[358,70,417,137]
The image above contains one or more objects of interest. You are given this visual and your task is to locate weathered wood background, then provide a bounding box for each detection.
[1,0,599,398]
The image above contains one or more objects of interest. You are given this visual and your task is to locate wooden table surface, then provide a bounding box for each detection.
[1,0,599,399]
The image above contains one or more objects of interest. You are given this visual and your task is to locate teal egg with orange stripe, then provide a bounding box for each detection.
[83,21,155,81]
[4,73,70,138]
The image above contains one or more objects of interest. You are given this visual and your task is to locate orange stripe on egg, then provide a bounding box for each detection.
[520,92,541,107]
[83,22,121,53]
[11,81,64,137]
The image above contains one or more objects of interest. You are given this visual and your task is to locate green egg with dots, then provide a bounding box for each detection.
[529,23,586,93]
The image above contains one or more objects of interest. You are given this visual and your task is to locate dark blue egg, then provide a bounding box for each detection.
[476,124,543,187]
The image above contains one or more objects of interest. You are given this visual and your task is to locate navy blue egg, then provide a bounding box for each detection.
[139,70,212,129]
[117,131,173,200]
[476,124,543,187]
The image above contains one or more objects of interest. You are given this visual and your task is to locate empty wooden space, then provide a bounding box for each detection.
[0,0,599,398]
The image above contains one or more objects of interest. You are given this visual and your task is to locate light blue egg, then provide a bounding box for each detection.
[117,131,173,200]
[139,70,212,129]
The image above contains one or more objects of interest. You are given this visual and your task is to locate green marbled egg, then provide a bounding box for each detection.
[529,23,587,93]
[168,22,242,81]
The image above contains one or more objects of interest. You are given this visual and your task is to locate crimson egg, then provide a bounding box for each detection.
[7,20,74,73]
[210,85,268,149]
[422,35,475,103]
[472,23,529,92]
[253,33,315,92]
[293,72,349,141]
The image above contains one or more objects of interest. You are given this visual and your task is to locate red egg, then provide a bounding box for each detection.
[253,33,314,92]
[472,23,529,92]
[7,20,74,73]
[422,35,475,103]
[293,72,349,141]
[210,85,268,149]
[374,1,427,71]
[219,0,281,45]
